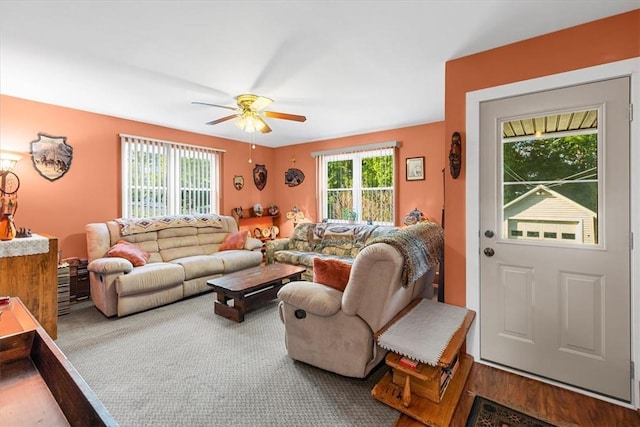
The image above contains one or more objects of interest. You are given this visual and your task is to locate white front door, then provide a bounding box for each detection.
[479,77,631,401]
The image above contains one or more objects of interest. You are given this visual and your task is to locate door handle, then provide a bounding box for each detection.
[483,248,495,257]
[484,230,494,238]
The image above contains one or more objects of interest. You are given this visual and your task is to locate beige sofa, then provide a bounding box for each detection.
[85,215,263,317]
[277,222,444,378]
[265,222,400,282]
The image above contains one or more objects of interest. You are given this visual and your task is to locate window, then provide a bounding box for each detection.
[120,134,223,218]
[313,141,398,225]
[501,108,599,246]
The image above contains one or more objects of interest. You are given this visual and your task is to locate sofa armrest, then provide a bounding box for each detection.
[265,238,291,264]
[277,281,342,317]
[245,236,264,251]
[87,257,134,275]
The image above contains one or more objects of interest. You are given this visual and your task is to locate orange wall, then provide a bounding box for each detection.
[443,10,640,306]
[273,123,445,237]
[0,95,444,258]
[0,95,279,259]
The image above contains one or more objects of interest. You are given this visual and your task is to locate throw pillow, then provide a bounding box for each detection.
[107,240,150,267]
[219,230,249,251]
[313,258,352,292]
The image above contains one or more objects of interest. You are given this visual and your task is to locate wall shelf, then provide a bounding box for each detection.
[231,209,281,241]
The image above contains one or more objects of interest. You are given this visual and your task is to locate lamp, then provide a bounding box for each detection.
[235,111,267,133]
[0,151,22,198]
[286,206,305,228]
[0,151,21,240]
[0,151,21,172]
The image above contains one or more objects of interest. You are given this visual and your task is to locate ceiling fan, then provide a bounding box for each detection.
[193,94,306,134]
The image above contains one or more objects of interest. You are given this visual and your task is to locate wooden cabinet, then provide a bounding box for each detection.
[231,208,281,242]
[0,236,58,339]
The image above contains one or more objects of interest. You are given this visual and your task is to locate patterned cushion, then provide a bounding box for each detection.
[321,226,355,251]
[308,223,328,243]
[116,214,223,236]
[290,223,314,242]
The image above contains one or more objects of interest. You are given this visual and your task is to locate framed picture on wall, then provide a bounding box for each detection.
[406,156,425,181]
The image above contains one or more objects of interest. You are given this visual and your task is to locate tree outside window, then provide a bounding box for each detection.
[323,148,395,224]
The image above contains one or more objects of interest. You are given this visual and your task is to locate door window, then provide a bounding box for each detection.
[501,108,600,246]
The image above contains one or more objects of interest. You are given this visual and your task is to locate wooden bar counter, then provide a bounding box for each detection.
[0,297,117,426]
[0,235,58,338]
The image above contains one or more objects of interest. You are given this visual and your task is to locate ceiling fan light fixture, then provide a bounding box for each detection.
[198,93,302,134]
[235,111,265,133]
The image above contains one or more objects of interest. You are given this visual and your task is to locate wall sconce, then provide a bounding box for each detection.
[0,151,22,172]
[0,151,21,240]
[1,151,22,197]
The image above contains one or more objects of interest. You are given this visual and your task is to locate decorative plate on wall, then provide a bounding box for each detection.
[284,168,305,187]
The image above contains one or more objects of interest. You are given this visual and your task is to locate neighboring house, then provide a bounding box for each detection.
[503,184,597,244]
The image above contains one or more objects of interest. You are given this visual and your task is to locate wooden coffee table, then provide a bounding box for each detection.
[207,264,306,322]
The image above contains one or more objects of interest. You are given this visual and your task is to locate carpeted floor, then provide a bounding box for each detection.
[56,294,398,427]
[466,395,557,427]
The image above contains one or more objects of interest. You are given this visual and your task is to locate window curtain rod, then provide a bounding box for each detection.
[119,133,226,153]
[310,140,399,158]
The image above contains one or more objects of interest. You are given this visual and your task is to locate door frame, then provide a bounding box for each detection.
[465,58,639,408]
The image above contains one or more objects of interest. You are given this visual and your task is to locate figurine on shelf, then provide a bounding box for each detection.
[253,203,263,217]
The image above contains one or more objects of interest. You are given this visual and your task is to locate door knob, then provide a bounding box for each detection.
[484,230,494,238]
[483,248,495,257]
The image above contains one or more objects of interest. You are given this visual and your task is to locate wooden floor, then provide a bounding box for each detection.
[394,362,640,427]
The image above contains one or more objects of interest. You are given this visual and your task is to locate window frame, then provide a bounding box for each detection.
[120,134,223,218]
[314,142,398,225]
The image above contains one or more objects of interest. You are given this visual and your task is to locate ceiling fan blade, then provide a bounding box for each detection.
[206,114,238,125]
[257,117,272,133]
[249,96,274,112]
[192,101,237,111]
[263,111,307,122]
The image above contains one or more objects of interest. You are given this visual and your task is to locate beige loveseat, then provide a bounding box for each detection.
[85,215,263,317]
[265,222,400,282]
[277,222,444,378]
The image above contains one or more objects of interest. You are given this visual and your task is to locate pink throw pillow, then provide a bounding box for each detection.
[219,230,249,251]
[107,240,150,267]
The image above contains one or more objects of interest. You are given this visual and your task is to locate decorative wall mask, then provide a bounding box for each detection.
[284,168,305,187]
[449,131,462,179]
[30,133,73,181]
[253,164,267,191]
[233,175,244,190]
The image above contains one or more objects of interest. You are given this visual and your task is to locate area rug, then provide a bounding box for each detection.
[55,295,398,426]
[466,395,557,427]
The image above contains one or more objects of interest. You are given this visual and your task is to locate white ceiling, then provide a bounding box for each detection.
[1,1,638,147]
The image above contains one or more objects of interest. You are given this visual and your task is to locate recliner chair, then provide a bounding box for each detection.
[277,242,437,378]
